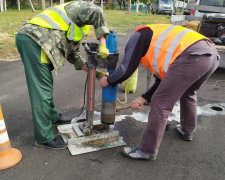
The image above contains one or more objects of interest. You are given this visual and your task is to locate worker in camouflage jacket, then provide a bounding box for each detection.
[16,0,110,149]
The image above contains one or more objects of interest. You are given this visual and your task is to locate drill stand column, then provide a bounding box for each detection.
[81,43,99,136]
[80,42,119,136]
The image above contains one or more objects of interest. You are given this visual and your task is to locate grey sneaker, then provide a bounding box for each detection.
[122,147,156,160]
[176,126,193,141]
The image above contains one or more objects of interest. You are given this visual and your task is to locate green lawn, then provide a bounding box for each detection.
[0,9,170,60]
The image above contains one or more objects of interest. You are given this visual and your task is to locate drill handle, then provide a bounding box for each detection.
[116,105,131,112]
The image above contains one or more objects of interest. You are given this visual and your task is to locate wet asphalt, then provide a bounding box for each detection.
[0,31,225,180]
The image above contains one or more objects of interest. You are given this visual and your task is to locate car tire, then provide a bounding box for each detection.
[218,30,225,38]
[151,8,154,14]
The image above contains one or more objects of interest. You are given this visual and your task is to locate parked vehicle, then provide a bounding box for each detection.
[194,0,225,17]
[151,0,173,15]
[171,0,225,68]
[187,0,225,38]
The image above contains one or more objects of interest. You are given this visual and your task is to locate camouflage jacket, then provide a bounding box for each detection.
[17,1,110,74]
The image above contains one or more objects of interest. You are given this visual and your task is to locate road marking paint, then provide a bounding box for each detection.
[72,103,225,125]
[115,103,225,123]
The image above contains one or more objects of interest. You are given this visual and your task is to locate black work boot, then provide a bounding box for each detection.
[176,126,193,141]
[53,114,72,125]
[35,138,68,149]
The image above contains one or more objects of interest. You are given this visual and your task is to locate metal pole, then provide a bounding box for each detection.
[80,44,98,136]
[182,0,184,15]
[178,0,180,14]
[86,68,96,127]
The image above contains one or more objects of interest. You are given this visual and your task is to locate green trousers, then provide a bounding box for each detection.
[16,34,59,143]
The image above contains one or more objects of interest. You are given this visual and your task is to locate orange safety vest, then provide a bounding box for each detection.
[135,24,210,79]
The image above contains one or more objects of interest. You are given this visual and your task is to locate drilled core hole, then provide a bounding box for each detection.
[211,106,224,111]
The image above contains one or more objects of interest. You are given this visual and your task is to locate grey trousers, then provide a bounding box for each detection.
[139,40,220,155]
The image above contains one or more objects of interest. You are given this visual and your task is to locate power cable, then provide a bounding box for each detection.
[116,79,131,104]
[77,74,88,117]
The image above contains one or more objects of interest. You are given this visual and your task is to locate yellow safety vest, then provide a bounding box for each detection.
[27,2,90,42]
[135,24,211,79]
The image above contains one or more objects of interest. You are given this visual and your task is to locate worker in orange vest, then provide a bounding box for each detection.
[99,24,220,160]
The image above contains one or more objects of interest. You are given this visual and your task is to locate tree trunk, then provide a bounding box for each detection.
[17,0,20,11]
[101,0,103,11]
[27,0,35,11]
[60,0,64,4]
[0,0,4,12]
[41,0,46,10]
[128,0,131,13]
[3,0,6,11]
[49,0,53,7]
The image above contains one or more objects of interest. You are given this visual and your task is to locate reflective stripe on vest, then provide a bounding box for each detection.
[34,14,62,30]
[34,6,71,30]
[136,24,210,79]
[28,2,71,31]
[27,2,90,42]
[48,6,71,25]
[67,22,90,41]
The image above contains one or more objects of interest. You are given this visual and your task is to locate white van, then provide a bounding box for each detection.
[151,0,173,15]
[194,0,225,17]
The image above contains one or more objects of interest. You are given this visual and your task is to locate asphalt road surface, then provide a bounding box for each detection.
[0,31,225,180]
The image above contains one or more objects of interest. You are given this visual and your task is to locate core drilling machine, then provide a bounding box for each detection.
[81,41,119,135]
[57,30,126,155]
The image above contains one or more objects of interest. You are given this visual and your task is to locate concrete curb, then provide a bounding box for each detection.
[0,58,21,62]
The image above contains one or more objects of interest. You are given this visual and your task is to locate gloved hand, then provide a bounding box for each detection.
[96,70,109,80]
[98,44,109,59]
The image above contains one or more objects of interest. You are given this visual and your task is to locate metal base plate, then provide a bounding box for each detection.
[57,120,126,155]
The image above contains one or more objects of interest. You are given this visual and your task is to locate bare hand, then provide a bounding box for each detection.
[81,65,88,72]
[130,97,147,110]
[99,76,109,88]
